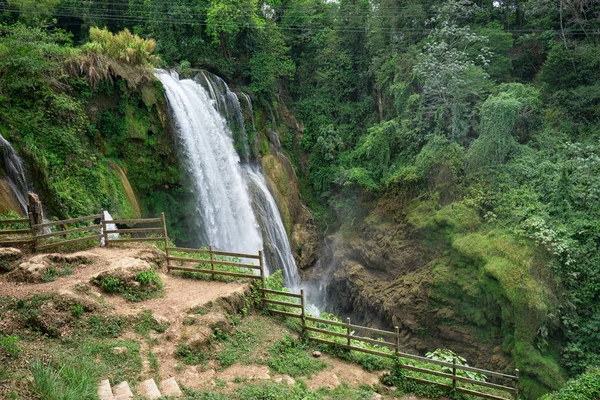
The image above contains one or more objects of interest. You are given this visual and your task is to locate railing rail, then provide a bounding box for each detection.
[0,216,34,247]
[259,286,520,400]
[166,246,264,281]
[0,208,521,400]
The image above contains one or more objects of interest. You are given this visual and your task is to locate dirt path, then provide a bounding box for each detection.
[0,245,426,399]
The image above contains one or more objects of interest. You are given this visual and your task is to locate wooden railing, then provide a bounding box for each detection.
[0,217,34,246]
[260,289,520,400]
[31,213,103,251]
[0,209,520,400]
[166,246,264,281]
[103,213,168,249]
[0,211,169,251]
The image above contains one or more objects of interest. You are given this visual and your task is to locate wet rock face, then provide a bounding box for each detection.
[314,207,512,373]
[261,151,321,270]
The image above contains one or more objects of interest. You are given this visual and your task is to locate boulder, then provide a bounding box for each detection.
[0,247,22,272]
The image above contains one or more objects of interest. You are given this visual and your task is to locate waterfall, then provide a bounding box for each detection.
[196,71,251,162]
[100,210,119,246]
[245,166,300,288]
[155,69,300,287]
[0,134,28,213]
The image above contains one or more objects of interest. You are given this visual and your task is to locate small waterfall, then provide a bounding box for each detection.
[245,166,300,288]
[0,134,28,213]
[156,69,301,287]
[100,211,119,246]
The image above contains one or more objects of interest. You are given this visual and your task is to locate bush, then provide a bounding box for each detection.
[540,368,600,400]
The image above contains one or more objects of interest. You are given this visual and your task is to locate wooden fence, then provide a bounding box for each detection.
[0,211,169,251]
[0,217,34,246]
[166,246,264,281]
[0,210,520,400]
[261,289,520,400]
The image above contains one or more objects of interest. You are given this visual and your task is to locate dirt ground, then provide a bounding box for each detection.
[0,244,425,399]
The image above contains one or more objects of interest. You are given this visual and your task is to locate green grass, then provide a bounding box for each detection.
[216,327,260,368]
[30,359,98,400]
[148,351,159,374]
[133,310,170,337]
[267,335,327,377]
[92,269,164,302]
[40,263,75,282]
[175,343,208,365]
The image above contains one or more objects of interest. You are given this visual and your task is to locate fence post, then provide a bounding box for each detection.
[514,369,520,400]
[28,212,37,252]
[161,212,170,271]
[452,356,457,390]
[259,250,265,302]
[209,245,215,278]
[101,211,108,247]
[346,317,351,348]
[300,289,306,335]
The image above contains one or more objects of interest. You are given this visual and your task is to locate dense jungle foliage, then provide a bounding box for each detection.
[1,0,600,398]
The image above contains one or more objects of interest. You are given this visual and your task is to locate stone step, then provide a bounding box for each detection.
[98,379,114,400]
[160,377,182,398]
[137,378,162,400]
[113,381,134,400]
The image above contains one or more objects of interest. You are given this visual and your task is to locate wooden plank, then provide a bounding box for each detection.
[259,288,303,298]
[349,335,396,348]
[167,247,261,260]
[209,259,261,269]
[110,218,162,224]
[168,265,259,279]
[166,247,210,255]
[0,239,34,245]
[348,324,397,338]
[106,237,166,243]
[263,298,302,308]
[404,376,453,391]
[104,228,164,234]
[396,351,517,380]
[268,309,302,319]
[455,386,511,400]
[0,219,30,224]
[210,249,261,259]
[347,344,395,359]
[33,214,101,229]
[306,315,347,328]
[36,224,101,239]
[36,234,103,251]
[0,229,33,234]
[305,326,348,340]
[167,256,260,270]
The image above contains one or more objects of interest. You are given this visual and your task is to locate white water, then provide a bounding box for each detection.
[245,166,300,288]
[100,211,119,246]
[0,134,29,213]
[155,69,301,288]
[155,70,262,256]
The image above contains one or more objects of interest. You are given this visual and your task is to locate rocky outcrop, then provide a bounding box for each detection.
[0,247,23,272]
[312,203,513,374]
[261,150,321,271]
[8,251,98,282]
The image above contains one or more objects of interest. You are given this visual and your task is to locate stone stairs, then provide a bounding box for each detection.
[98,377,182,399]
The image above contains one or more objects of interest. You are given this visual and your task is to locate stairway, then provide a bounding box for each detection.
[98,377,182,399]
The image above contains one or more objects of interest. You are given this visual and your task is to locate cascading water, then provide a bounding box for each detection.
[0,134,29,213]
[155,69,301,288]
[245,166,300,288]
[156,69,262,256]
